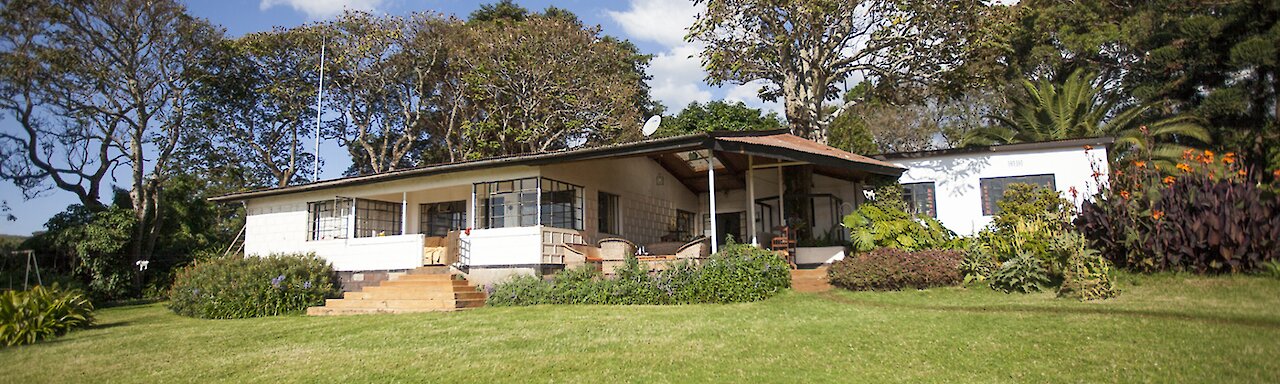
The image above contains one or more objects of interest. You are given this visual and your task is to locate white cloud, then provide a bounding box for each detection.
[259,0,383,20]
[606,0,703,48]
[647,44,712,112]
[723,80,784,116]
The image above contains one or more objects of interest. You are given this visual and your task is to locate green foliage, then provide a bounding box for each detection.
[1055,232,1118,301]
[989,251,1050,294]
[959,238,998,284]
[827,248,964,291]
[168,253,340,319]
[22,205,136,300]
[0,284,94,346]
[488,241,790,306]
[657,100,783,137]
[843,185,957,252]
[980,183,1075,271]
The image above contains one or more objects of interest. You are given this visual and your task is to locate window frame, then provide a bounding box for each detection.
[421,200,467,237]
[473,177,583,230]
[307,198,351,241]
[902,182,937,218]
[979,174,1057,216]
[597,191,621,235]
[353,198,403,238]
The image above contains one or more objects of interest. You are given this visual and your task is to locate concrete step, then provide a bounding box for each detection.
[324,298,459,310]
[342,289,487,301]
[363,284,480,294]
[379,279,471,288]
[408,266,451,275]
[394,273,458,282]
[306,307,453,316]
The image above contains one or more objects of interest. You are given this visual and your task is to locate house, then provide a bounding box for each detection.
[874,137,1112,236]
[210,130,904,296]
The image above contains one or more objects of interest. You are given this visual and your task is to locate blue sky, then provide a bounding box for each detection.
[0,0,780,236]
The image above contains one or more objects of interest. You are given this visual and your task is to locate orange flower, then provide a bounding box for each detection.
[1163,176,1176,185]
[1120,190,1131,199]
[1182,149,1196,159]
[1135,161,1147,168]
[1176,163,1193,173]
[1274,169,1280,178]
[1152,210,1165,220]
[1223,152,1237,164]
[1084,145,1093,151]
[1238,169,1247,177]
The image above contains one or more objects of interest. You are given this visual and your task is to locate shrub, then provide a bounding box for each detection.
[1079,150,1280,273]
[959,238,998,284]
[989,252,1050,294]
[986,183,1074,270]
[168,253,340,319]
[827,248,963,291]
[1055,233,1118,301]
[0,284,95,346]
[487,241,790,306]
[843,185,958,252]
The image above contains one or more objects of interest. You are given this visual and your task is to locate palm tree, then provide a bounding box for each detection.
[964,70,1210,167]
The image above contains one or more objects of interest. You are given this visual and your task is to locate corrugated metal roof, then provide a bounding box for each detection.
[209,130,902,202]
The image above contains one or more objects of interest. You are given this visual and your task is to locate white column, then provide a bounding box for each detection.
[535,177,543,227]
[747,155,757,246]
[400,192,408,235]
[708,158,718,254]
[470,184,477,229]
[777,166,785,228]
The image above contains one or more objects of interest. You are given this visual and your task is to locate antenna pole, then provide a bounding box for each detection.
[314,40,326,183]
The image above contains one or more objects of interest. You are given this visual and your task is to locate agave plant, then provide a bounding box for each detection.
[0,284,95,346]
[965,69,1211,168]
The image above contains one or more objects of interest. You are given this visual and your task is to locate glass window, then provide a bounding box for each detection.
[308,198,350,241]
[541,178,584,230]
[979,174,1056,215]
[474,177,582,229]
[354,198,402,238]
[902,182,937,218]
[421,201,466,237]
[598,191,620,234]
[675,209,696,241]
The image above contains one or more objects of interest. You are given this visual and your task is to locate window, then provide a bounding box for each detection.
[354,199,402,237]
[674,209,696,241]
[597,191,621,234]
[474,177,583,230]
[980,174,1056,215]
[421,201,466,237]
[541,178,584,230]
[308,198,351,241]
[902,182,937,218]
[476,178,538,229]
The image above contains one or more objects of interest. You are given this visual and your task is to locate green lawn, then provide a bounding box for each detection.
[5,274,1280,383]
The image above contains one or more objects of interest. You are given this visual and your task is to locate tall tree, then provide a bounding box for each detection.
[688,0,985,143]
[191,26,322,188]
[0,0,221,290]
[656,100,783,137]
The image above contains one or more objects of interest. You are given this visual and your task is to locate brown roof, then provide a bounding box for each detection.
[209,130,904,202]
[716,133,902,169]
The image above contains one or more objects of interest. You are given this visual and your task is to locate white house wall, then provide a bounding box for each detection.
[888,146,1109,235]
[540,156,701,245]
[242,165,538,271]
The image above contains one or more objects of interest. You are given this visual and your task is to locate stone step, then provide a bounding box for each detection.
[306,307,450,316]
[394,273,458,282]
[324,298,459,310]
[342,289,487,301]
[363,284,479,294]
[408,266,451,275]
[379,279,472,288]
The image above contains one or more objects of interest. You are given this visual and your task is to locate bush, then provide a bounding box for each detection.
[0,284,95,346]
[168,253,339,319]
[1055,233,1118,301]
[487,241,790,306]
[1079,150,1280,273]
[843,185,958,253]
[827,248,963,291]
[985,183,1074,270]
[959,238,998,284]
[989,252,1050,294]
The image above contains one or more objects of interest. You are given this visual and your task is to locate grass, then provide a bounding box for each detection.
[4,273,1280,383]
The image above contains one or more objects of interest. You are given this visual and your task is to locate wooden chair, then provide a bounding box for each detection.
[770,226,797,269]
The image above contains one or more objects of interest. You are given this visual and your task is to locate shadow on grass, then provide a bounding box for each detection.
[91,321,131,330]
[99,298,162,308]
[817,291,1280,330]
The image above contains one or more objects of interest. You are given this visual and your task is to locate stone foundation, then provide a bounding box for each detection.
[336,269,409,292]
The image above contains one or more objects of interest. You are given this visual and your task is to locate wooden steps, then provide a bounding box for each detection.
[307,266,486,316]
[791,266,832,293]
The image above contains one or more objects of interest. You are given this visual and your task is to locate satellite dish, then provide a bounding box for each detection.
[641,115,662,137]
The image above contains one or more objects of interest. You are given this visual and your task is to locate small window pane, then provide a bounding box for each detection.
[902,182,937,218]
[979,174,1056,215]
